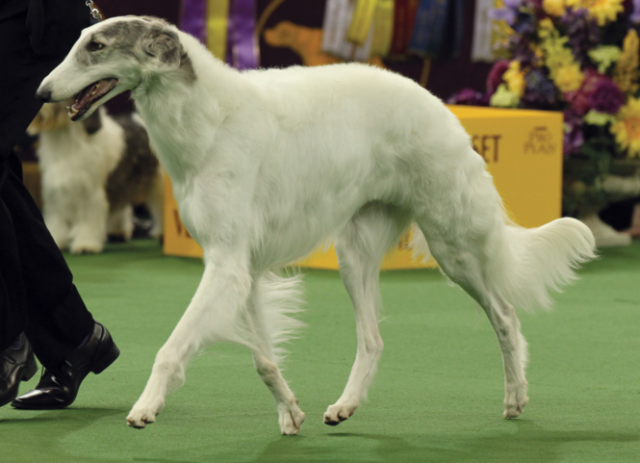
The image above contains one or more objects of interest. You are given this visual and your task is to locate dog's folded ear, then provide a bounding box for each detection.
[142,27,182,70]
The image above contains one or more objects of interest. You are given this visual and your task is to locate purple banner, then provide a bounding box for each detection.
[227,0,259,70]
[180,0,207,45]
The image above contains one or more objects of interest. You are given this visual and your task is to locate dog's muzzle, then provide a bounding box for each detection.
[35,86,53,103]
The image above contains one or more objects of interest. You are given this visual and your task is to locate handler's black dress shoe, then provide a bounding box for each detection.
[0,335,37,407]
[12,322,119,410]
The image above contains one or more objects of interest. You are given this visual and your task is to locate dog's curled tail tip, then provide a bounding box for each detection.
[497,217,597,312]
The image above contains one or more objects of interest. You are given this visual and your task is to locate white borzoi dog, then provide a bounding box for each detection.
[28,102,163,253]
[37,16,596,434]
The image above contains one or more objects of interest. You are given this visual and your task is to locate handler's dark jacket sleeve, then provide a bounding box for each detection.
[26,0,92,56]
[0,0,92,158]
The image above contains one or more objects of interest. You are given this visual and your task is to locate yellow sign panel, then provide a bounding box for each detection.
[163,177,204,258]
[163,106,563,269]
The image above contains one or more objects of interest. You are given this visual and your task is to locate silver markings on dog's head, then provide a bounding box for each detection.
[36,16,195,122]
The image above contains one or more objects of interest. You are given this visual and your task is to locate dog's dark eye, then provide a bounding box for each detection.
[88,41,104,52]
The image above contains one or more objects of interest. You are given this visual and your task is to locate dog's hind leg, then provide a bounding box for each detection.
[482,293,528,418]
[416,223,529,420]
[126,253,254,429]
[107,204,133,241]
[324,203,411,426]
[246,273,306,435]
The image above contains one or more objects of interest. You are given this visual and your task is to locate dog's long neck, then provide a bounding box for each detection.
[131,32,249,186]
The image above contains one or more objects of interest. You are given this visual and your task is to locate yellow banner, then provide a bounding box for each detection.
[207,0,230,59]
[370,0,394,57]
[347,0,378,46]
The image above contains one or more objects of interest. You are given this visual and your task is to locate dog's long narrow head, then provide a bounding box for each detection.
[36,16,190,122]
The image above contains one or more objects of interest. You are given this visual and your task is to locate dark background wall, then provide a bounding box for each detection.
[96,0,490,100]
[17,0,490,162]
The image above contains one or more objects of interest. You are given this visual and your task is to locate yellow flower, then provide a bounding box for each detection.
[537,21,584,92]
[554,64,584,92]
[538,18,554,34]
[614,29,640,94]
[538,20,571,73]
[490,84,520,108]
[491,15,515,58]
[584,110,616,126]
[503,61,526,97]
[543,0,566,16]
[611,97,640,158]
[566,0,624,27]
[531,43,545,61]
[588,46,622,74]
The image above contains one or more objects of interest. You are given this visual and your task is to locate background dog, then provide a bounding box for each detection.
[28,102,163,254]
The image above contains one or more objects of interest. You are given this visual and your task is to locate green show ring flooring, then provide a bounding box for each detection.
[1,240,638,462]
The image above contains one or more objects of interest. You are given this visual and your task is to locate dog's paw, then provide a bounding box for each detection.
[503,383,528,419]
[149,225,163,240]
[51,234,71,250]
[70,240,103,254]
[278,404,305,435]
[323,402,357,426]
[126,400,164,429]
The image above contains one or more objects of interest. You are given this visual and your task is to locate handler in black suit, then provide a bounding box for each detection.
[0,0,119,409]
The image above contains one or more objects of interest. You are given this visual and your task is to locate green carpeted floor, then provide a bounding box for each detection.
[1,240,638,462]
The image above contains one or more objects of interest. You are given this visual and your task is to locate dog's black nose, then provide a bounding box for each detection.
[35,86,52,103]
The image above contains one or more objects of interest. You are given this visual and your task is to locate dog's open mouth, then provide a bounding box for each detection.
[69,78,118,120]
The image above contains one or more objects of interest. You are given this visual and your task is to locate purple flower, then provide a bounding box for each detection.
[561,8,600,67]
[589,79,626,114]
[489,0,523,25]
[632,0,640,22]
[564,129,584,156]
[447,88,488,106]
[489,7,516,25]
[510,33,537,68]
[564,68,602,116]
[487,60,511,95]
[512,12,535,36]
[563,109,584,156]
[523,0,542,8]
[504,0,523,7]
[522,69,558,108]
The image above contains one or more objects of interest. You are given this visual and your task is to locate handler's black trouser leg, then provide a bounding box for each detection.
[0,0,94,372]
[0,152,95,370]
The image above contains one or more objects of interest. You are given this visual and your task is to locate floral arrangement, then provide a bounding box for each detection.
[449,0,640,215]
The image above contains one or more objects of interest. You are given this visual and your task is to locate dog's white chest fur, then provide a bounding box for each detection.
[137,58,463,269]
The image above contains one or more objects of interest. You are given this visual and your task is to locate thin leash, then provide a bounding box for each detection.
[85,0,103,21]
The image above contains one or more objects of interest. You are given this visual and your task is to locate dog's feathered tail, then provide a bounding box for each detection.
[255,272,305,365]
[411,184,596,312]
[488,217,596,311]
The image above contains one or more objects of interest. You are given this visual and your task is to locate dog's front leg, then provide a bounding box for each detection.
[43,211,71,250]
[126,254,253,429]
[70,189,108,254]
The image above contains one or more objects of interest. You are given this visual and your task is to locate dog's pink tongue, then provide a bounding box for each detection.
[72,82,99,112]
[71,79,118,115]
